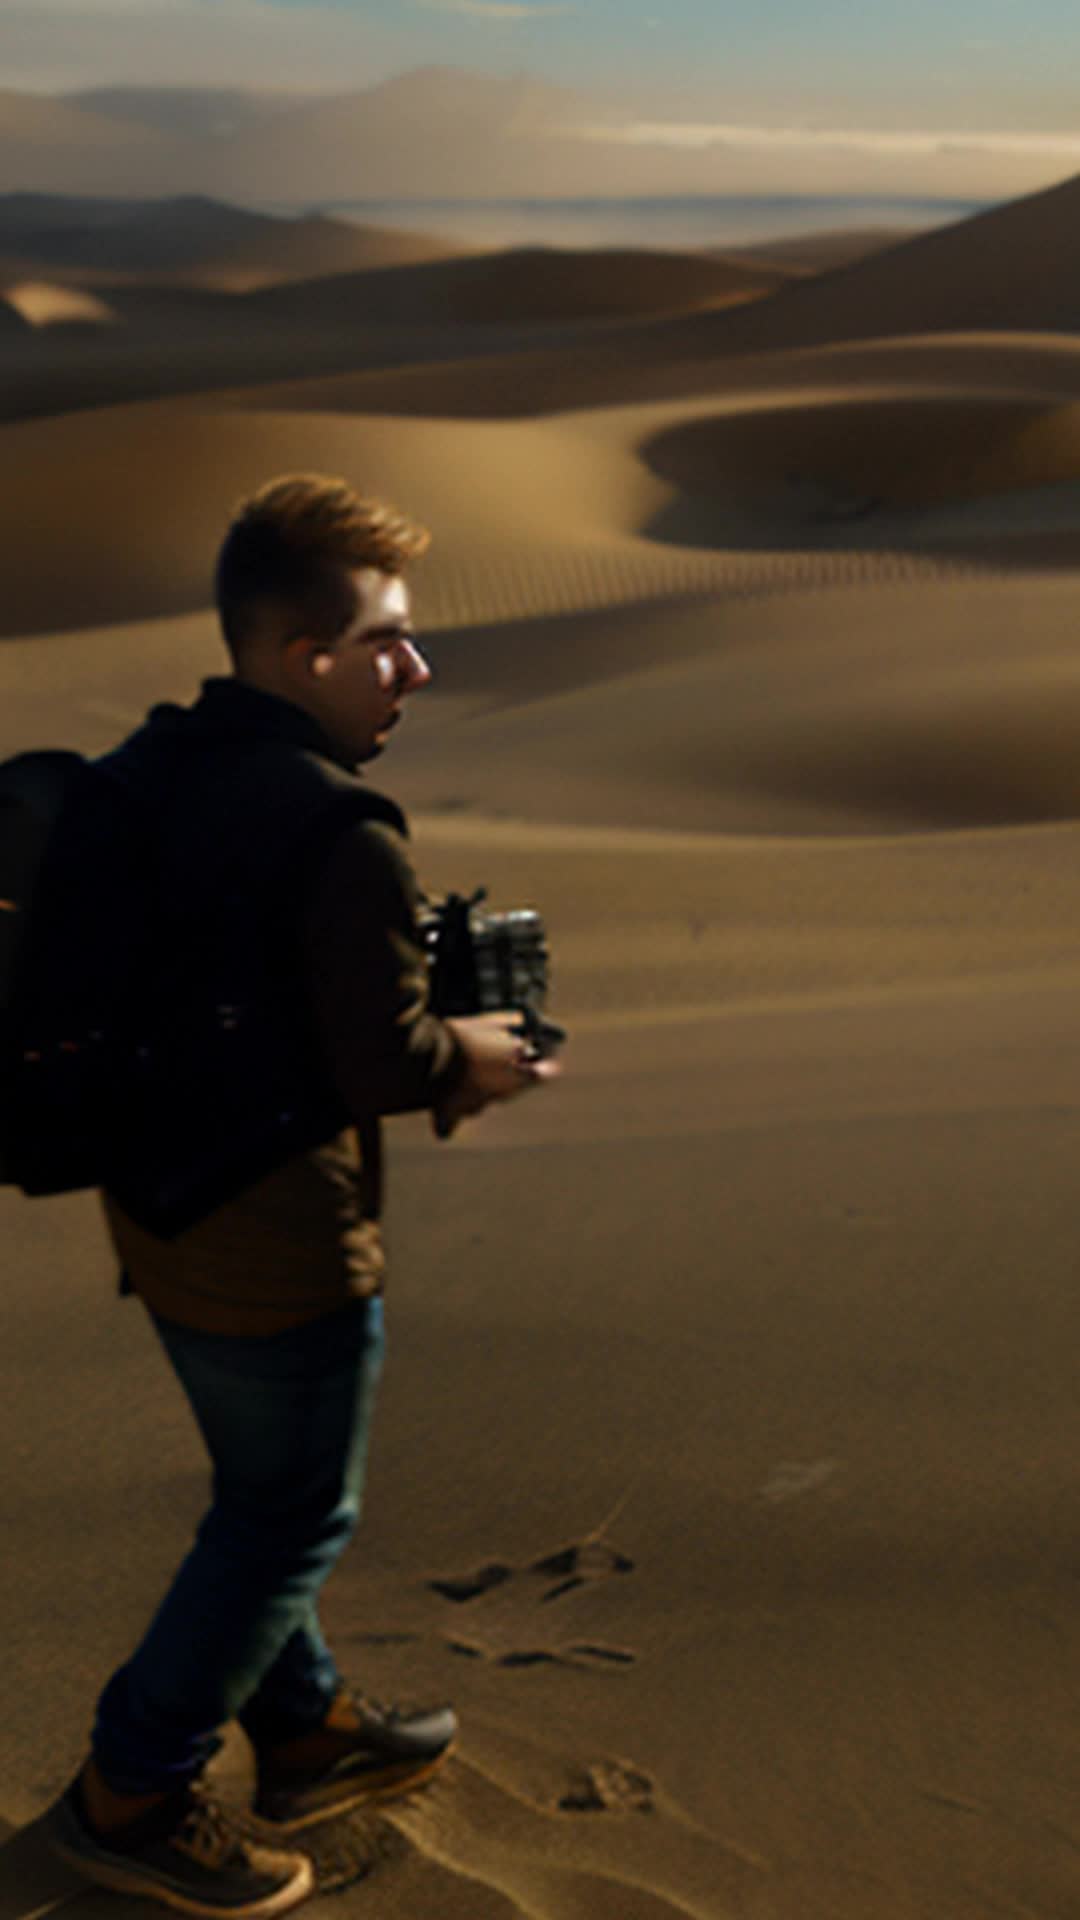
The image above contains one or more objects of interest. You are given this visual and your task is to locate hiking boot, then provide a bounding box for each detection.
[44,1775,315,1916]
[253,1694,458,1832]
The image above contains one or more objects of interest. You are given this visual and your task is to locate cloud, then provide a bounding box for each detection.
[0,0,578,86]
[0,0,400,89]
[0,0,197,12]
[417,0,576,17]
[565,119,1080,164]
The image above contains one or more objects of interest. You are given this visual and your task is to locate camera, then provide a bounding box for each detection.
[419,888,566,1059]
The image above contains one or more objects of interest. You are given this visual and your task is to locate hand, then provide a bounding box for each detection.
[432,1010,559,1138]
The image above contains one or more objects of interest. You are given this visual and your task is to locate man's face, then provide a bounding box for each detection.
[304,567,431,763]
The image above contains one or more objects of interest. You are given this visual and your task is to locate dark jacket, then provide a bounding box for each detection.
[98,677,464,1333]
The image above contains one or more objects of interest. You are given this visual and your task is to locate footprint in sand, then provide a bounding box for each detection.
[347,1629,421,1648]
[428,1561,514,1603]
[530,1539,635,1603]
[297,1820,408,1894]
[428,1532,637,1669]
[349,1541,638,1670]
[444,1637,636,1670]
[237,1801,405,1896]
[430,1535,635,1606]
[558,1760,656,1814]
[759,1458,842,1504]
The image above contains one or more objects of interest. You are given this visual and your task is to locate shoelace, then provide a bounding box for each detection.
[352,1695,416,1725]
[173,1789,246,1870]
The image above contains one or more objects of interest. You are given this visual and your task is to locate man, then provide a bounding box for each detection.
[44,474,555,1916]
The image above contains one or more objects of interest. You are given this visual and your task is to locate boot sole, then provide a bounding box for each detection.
[256,1743,454,1834]
[46,1812,315,1917]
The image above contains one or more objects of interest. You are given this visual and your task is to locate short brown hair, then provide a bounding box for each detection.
[215,473,430,658]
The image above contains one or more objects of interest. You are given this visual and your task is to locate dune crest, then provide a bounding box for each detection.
[0,192,473,291]
[213,325,1080,428]
[0,395,992,640]
[657,168,1080,358]
[640,391,1080,526]
[3,279,117,328]
[247,245,787,329]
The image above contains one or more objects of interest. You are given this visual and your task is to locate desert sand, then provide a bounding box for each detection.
[4,179,1080,1920]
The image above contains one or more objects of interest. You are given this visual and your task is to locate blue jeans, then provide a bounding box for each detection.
[92,1295,385,1794]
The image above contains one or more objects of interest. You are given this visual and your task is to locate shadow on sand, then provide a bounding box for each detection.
[0,1816,160,1918]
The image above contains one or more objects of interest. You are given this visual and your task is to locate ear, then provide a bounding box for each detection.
[284,635,334,683]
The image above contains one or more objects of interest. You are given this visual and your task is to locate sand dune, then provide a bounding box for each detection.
[659,169,1080,358]
[2,280,117,328]
[12,191,1078,435]
[0,193,470,291]
[641,391,1080,519]
[381,575,1080,836]
[0,387,1012,642]
[721,226,923,275]
[0,237,786,428]
[221,355,1080,579]
[3,362,1077,644]
[222,324,1080,426]
[0,296,30,339]
[0,399,681,636]
[249,246,788,328]
[7,177,1080,1920]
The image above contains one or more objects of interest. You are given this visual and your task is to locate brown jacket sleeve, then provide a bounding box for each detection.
[301,817,467,1120]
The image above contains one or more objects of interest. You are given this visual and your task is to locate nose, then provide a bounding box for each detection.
[398,637,432,691]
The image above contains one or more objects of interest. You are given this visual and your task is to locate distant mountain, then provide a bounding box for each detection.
[0,90,183,197]
[206,67,621,203]
[64,87,319,140]
[0,192,155,236]
[0,194,468,286]
[0,69,694,203]
[0,69,1068,214]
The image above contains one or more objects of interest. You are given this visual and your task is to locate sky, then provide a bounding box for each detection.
[3,0,1080,197]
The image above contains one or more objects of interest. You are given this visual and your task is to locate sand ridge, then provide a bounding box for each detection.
[208,327,1080,426]
[245,245,790,328]
[718,226,922,275]
[2,281,117,328]
[5,348,1079,643]
[0,392,994,639]
[0,233,793,427]
[0,193,475,292]
[7,181,1080,430]
[650,167,1080,359]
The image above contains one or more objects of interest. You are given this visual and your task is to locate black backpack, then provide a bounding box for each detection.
[0,731,396,1235]
[0,750,138,1197]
